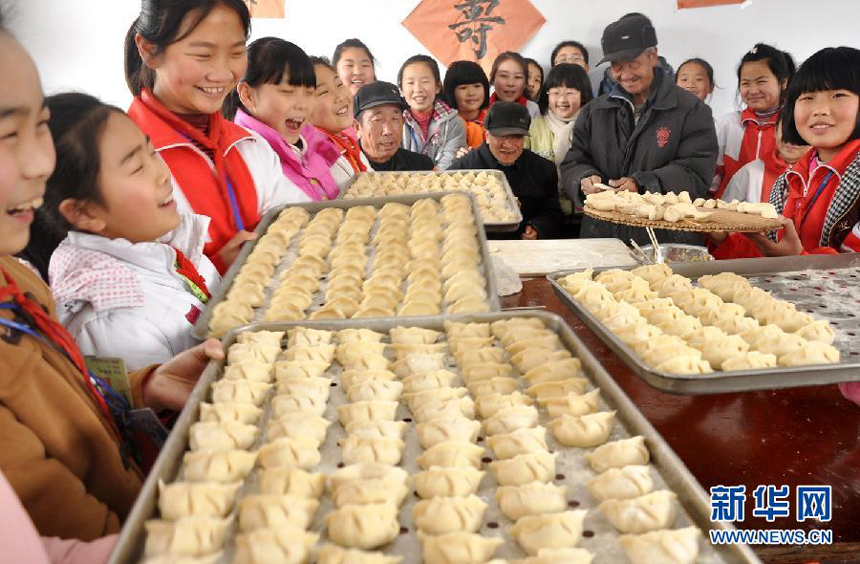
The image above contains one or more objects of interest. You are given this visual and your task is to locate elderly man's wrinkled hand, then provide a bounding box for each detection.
[609,177,639,192]
[580,175,605,195]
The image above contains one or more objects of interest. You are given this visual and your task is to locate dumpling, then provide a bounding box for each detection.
[338,328,386,343]
[344,420,408,440]
[525,378,589,401]
[778,341,840,366]
[482,405,540,436]
[521,358,581,385]
[140,554,221,564]
[315,544,403,564]
[655,315,703,339]
[485,426,549,460]
[416,441,485,470]
[711,314,759,336]
[391,353,446,377]
[257,437,321,470]
[337,400,399,426]
[509,548,594,564]
[346,379,404,402]
[721,351,778,371]
[461,363,515,383]
[271,394,327,418]
[640,342,701,367]
[341,370,398,390]
[697,334,749,369]
[268,413,331,443]
[182,449,257,483]
[157,480,241,520]
[188,421,258,452]
[328,463,409,492]
[586,465,654,501]
[331,479,409,508]
[324,502,400,550]
[338,436,405,465]
[416,417,482,449]
[275,376,333,402]
[412,494,488,534]
[198,402,262,424]
[412,466,485,498]
[210,380,272,406]
[467,377,521,398]
[286,327,332,347]
[274,360,330,380]
[258,467,325,498]
[405,386,469,410]
[281,343,336,363]
[474,391,534,419]
[402,370,459,394]
[444,320,491,338]
[144,516,231,557]
[510,510,587,555]
[600,490,677,534]
[389,326,441,344]
[448,336,497,353]
[495,482,568,521]
[416,531,503,564]
[631,263,673,287]
[618,526,701,564]
[228,342,280,365]
[412,397,476,423]
[454,347,506,367]
[223,362,274,383]
[548,411,615,448]
[233,526,318,564]
[336,341,387,367]
[753,332,808,358]
[794,319,836,344]
[238,494,320,531]
[585,436,649,473]
[544,389,601,418]
[489,450,556,486]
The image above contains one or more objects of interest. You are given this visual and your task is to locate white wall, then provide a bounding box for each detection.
[10,0,860,118]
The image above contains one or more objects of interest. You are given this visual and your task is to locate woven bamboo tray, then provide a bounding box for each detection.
[584,205,783,233]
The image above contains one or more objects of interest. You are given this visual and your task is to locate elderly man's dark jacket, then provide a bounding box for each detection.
[450,143,563,239]
[561,68,718,245]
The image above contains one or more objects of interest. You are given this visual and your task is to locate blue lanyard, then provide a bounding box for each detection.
[224,177,245,232]
[798,170,835,230]
[0,303,130,416]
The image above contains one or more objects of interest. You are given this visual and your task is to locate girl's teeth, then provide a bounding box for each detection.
[7,196,44,213]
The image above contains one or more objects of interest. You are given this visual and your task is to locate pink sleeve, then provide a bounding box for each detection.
[838,382,860,407]
[0,470,50,564]
[41,535,116,564]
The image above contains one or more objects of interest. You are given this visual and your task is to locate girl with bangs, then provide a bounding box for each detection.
[442,60,491,149]
[225,38,341,201]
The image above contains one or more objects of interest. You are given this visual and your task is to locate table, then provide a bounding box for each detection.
[503,277,860,564]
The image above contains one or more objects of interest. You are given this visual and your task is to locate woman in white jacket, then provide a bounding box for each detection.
[398,55,466,170]
[31,93,219,370]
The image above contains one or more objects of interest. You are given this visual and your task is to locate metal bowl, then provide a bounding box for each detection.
[636,244,714,264]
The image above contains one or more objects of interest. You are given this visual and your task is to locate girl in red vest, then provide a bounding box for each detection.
[489,52,540,119]
[124,0,308,273]
[713,44,795,199]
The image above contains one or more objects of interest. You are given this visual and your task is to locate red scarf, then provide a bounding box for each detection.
[321,128,366,174]
[0,269,119,439]
[173,248,211,301]
[128,90,260,272]
[489,92,529,108]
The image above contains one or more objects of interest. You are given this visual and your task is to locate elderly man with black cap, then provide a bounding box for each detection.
[354,81,434,171]
[560,13,718,245]
[450,101,563,239]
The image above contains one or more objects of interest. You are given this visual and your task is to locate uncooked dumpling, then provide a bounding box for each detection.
[617,526,701,564]
[324,502,400,550]
[337,401,399,426]
[485,426,549,460]
[198,402,262,424]
[412,466,485,498]
[182,450,257,483]
[510,510,587,555]
[143,516,231,557]
[416,441,485,470]
[544,389,601,418]
[599,490,678,533]
[157,480,241,520]
[495,481,569,520]
[489,450,557,486]
[331,479,409,508]
[315,544,403,564]
[509,548,594,564]
[188,421,258,452]
[412,494,488,534]
[793,319,835,344]
[233,526,318,564]
[257,437,321,470]
[258,467,325,498]
[586,465,654,501]
[585,436,649,473]
[482,405,540,436]
[328,463,409,492]
[238,494,319,531]
[268,412,331,443]
[778,340,840,366]
[338,436,405,466]
[416,417,482,449]
[416,531,503,564]
[344,420,409,440]
[548,411,615,448]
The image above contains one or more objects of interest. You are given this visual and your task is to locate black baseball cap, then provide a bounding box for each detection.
[353,81,408,118]
[597,14,658,65]
[485,101,530,136]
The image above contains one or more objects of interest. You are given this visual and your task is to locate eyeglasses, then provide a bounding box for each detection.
[555,54,585,64]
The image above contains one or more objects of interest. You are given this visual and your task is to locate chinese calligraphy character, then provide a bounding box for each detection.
[710,485,746,522]
[448,0,505,60]
[797,486,832,522]
[752,485,791,522]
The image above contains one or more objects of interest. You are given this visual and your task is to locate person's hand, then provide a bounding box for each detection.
[706,231,729,246]
[217,230,258,268]
[143,339,224,412]
[743,216,803,257]
[455,146,472,159]
[580,175,605,195]
[609,177,639,192]
[521,225,538,240]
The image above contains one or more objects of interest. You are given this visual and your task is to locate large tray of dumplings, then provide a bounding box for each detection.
[583,189,783,232]
[108,312,759,564]
[195,193,500,339]
[343,170,524,231]
[548,252,860,394]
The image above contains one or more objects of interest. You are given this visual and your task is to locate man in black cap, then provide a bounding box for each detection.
[353,81,434,171]
[560,13,718,245]
[450,101,562,239]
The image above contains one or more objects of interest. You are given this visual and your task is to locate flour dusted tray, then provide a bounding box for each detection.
[549,253,860,394]
[584,205,783,233]
[343,170,524,232]
[193,193,500,339]
[108,312,759,564]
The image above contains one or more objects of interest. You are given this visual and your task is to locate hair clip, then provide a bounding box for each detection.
[748,47,758,54]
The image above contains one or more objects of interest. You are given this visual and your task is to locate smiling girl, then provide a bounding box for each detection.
[225,38,341,201]
[442,60,490,149]
[713,44,795,198]
[124,0,307,273]
[489,51,540,118]
[676,58,715,103]
[333,38,376,96]
[398,55,466,170]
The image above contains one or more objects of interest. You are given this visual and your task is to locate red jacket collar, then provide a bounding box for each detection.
[128,90,253,152]
[789,139,860,183]
[740,106,780,127]
[489,92,528,108]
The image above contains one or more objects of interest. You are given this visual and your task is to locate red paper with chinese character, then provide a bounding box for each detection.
[403,0,546,76]
[678,0,744,8]
[242,0,285,18]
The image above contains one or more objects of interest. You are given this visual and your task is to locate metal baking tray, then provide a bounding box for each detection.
[341,169,524,232]
[109,311,759,564]
[548,253,860,394]
[192,193,501,339]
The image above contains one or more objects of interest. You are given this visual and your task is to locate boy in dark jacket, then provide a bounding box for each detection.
[450,102,563,239]
[561,14,718,245]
